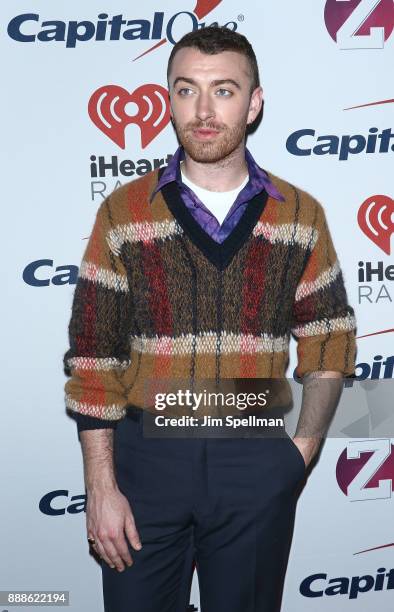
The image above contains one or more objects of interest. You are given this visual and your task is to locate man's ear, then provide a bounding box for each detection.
[247,86,264,125]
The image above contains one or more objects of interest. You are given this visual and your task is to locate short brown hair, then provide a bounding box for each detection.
[167,25,260,94]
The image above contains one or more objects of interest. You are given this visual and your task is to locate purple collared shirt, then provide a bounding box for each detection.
[150,146,285,244]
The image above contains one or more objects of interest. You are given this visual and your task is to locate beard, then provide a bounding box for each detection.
[172,115,247,164]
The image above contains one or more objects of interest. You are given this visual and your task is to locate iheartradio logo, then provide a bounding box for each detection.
[358,195,394,255]
[88,83,170,149]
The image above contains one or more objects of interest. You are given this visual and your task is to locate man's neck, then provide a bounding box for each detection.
[181,144,249,192]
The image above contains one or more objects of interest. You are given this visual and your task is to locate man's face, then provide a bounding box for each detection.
[168,47,263,163]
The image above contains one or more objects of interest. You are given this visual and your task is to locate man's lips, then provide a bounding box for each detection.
[192,128,220,138]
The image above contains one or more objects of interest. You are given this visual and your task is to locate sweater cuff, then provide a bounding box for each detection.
[74,412,119,433]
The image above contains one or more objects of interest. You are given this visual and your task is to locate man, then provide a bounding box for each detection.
[63,25,357,612]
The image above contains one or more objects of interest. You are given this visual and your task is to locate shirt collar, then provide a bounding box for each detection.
[149,145,285,203]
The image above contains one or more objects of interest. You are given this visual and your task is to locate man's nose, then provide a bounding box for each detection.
[195,93,215,122]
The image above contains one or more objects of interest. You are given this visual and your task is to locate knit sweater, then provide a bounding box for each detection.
[63,167,357,430]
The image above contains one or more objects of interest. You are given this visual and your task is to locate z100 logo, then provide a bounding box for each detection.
[337,439,394,501]
[324,0,394,49]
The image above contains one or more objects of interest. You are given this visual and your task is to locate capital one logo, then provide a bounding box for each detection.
[337,439,394,501]
[88,84,170,149]
[7,1,226,53]
[324,0,394,49]
[358,195,394,254]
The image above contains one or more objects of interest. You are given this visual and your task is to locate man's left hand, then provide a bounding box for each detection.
[292,436,322,469]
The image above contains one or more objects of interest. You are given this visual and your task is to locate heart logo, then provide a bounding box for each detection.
[357,195,394,255]
[88,84,170,149]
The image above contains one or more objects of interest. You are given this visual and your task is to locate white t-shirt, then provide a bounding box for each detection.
[180,163,249,225]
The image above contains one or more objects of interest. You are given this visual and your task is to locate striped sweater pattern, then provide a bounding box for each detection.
[63,168,357,423]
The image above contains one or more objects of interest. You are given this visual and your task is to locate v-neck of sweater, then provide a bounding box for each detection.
[158,167,269,272]
[180,163,249,225]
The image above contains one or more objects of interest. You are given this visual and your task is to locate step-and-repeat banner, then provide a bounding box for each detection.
[2,1,393,610]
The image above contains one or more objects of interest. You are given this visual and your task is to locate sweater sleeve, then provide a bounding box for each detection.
[63,195,132,427]
[74,412,118,433]
[291,199,357,378]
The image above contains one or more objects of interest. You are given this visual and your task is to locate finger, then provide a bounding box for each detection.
[100,538,128,572]
[93,538,117,570]
[114,534,134,567]
[124,514,142,552]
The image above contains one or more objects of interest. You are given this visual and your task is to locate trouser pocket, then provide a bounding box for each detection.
[284,433,307,477]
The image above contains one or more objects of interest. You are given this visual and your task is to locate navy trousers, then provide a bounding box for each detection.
[101,408,306,612]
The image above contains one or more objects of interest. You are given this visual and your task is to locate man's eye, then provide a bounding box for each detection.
[178,88,193,96]
[216,89,232,96]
